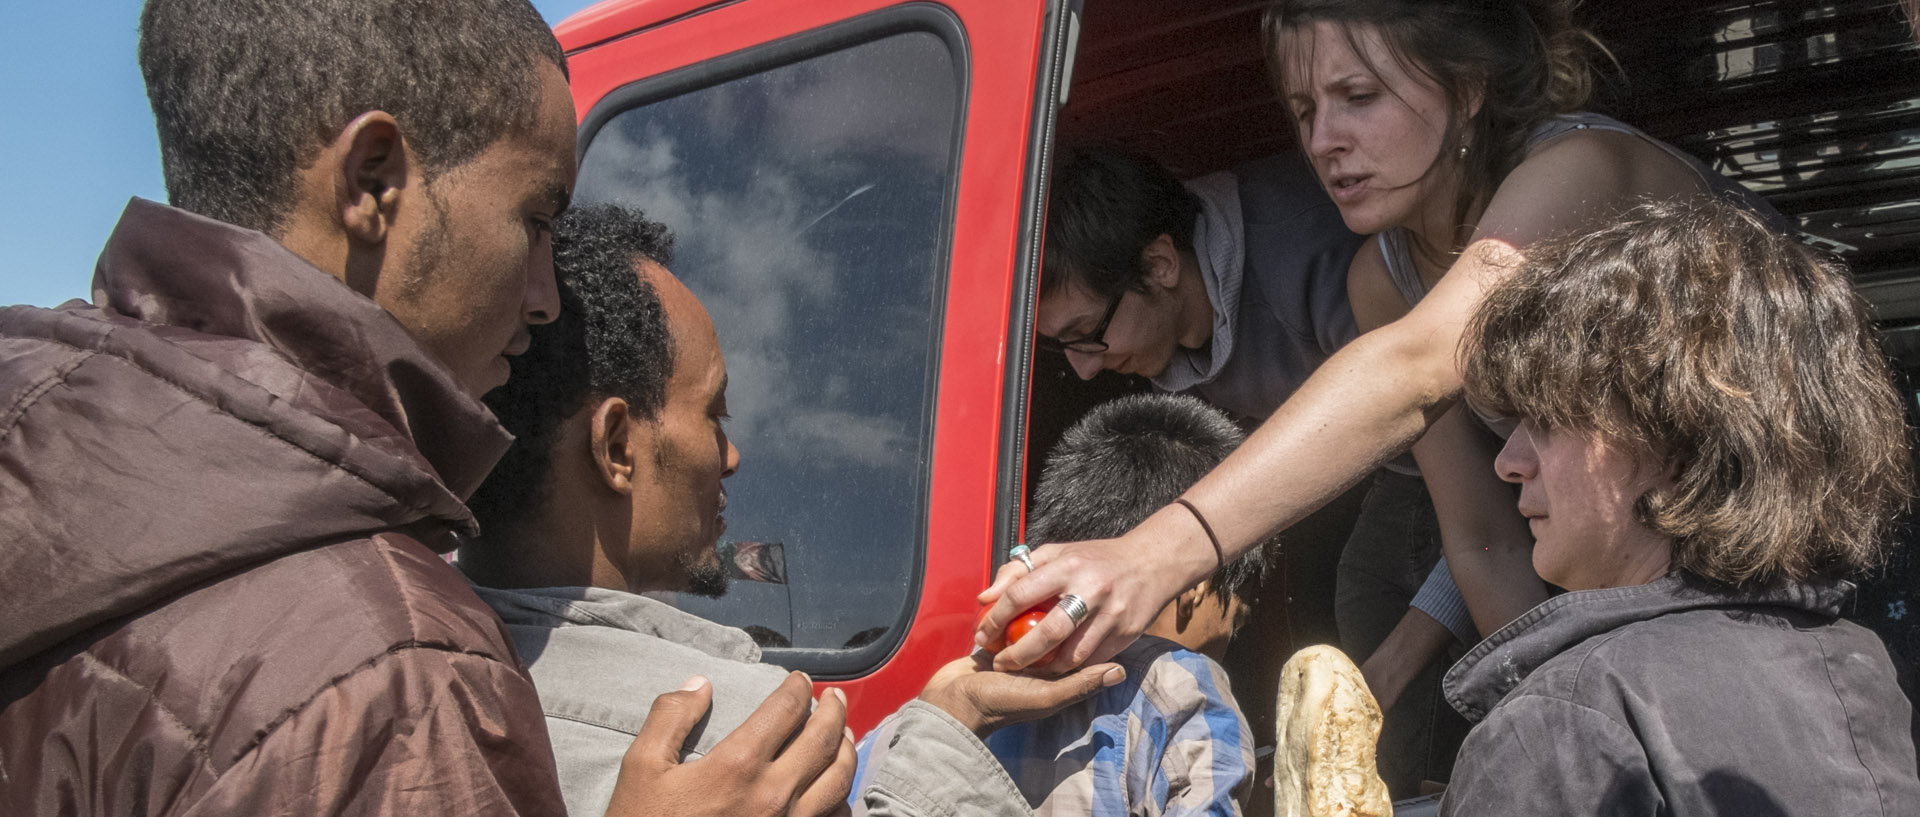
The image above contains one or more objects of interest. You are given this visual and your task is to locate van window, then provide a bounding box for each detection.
[573,27,959,664]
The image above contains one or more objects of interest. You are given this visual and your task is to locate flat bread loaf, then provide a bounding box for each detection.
[1273,645,1391,817]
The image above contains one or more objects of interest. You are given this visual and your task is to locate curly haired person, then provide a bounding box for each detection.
[1439,197,1920,815]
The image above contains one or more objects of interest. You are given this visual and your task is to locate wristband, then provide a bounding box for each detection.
[1173,498,1226,569]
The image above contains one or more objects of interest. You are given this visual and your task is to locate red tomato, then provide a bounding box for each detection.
[977,597,1060,665]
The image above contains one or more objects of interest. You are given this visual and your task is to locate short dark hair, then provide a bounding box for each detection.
[469,204,677,536]
[1464,197,1913,588]
[1041,146,1202,301]
[1026,394,1271,602]
[139,0,567,234]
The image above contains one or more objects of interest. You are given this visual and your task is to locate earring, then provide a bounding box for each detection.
[1458,144,1470,160]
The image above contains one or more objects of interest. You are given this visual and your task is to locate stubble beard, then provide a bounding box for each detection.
[680,546,730,598]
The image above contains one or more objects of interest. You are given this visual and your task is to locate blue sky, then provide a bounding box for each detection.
[0,0,601,309]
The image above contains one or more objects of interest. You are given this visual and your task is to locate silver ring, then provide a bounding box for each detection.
[1009,544,1036,573]
[1055,594,1090,626]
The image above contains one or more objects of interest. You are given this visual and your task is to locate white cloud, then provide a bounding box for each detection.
[572,31,955,472]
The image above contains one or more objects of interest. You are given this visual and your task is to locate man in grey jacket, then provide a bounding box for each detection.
[463,203,1121,816]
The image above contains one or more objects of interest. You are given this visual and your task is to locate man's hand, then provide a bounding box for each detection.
[916,652,1126,737]
[605,672,856,817]
[1358,608,1453,714]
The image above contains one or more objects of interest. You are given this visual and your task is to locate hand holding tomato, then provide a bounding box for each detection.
[917,652,1125,738]
[977,597,1060,666]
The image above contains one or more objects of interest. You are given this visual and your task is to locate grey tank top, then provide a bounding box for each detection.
[1377,112,1785,437]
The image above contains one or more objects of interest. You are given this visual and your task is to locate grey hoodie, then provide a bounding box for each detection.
[1150,154,1360,423]
[1440,574,1920,816]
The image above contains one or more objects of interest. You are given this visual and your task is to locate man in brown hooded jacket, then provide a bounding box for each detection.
[0,1,858,815]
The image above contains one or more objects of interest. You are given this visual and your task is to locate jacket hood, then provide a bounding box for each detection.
[0,199,511,668]
[1443,574,1852,722]
[1152,171,1244,394]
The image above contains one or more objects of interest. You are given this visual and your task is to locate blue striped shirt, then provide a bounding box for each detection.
[984,637,1254,817]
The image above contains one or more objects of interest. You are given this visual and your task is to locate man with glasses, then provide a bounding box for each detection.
[1034,146,1358,417]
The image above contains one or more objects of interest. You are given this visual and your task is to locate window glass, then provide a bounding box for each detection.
[575,30,959,660]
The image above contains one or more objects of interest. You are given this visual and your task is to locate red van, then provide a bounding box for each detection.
[551,0,1920,744]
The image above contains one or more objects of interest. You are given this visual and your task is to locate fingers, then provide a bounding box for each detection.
[925,653,988,691]
[715,671,816,763]
[1010,662,1125,717]
[770,685,849,795]
[975,559,1026,606]
[1047,605,1133,673]
[1037,615,1103,675]
[976,540,1057,601]
[625,676,715,770]
[992,601,1079,671]
[976,548,1071,651]
[1062,662,1129,703]
[956,662,1128,735]
[790,723,858,817]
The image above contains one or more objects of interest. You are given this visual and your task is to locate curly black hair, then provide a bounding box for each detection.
[468,203,677,537]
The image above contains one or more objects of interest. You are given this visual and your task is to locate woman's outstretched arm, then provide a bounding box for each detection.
[979,130,1703,672]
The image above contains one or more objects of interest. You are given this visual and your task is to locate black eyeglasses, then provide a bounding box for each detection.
[1038,288,1126,355]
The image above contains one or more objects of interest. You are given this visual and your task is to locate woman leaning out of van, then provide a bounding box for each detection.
[976,0,1788,677]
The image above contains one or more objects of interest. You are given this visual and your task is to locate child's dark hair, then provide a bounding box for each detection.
[1027,394,1272,602]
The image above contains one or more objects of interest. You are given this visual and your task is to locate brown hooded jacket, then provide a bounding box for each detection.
[0,199,566,815]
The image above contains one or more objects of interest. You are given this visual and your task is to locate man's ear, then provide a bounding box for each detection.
[1142,233,1182,290]
[1174,582,1204,630]
[590,397,641,494]
[333,111,409,246]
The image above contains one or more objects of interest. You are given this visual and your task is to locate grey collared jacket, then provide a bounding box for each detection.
[478,583,1045,817]
[474,584,793,816]
[1440,574,1920,816]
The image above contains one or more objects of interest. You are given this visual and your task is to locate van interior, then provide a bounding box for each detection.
[1020,0,1920,803]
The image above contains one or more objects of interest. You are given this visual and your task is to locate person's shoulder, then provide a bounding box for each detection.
[1233,153,1353,230]
[496,591,789,745]
[1520,119,1676,174]
[1231,152,1322,203]
[187,532,519,669]
[1493,123,1703,217]
[1131,641,1245,722]
[1574,601,1892,681]
[1507,606,1775,711]
[513,606,788,696]
[1477,125,1705,249]
[1344,237,1409,331]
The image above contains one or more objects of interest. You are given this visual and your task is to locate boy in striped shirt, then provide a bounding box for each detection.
[988,394,1268,817]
